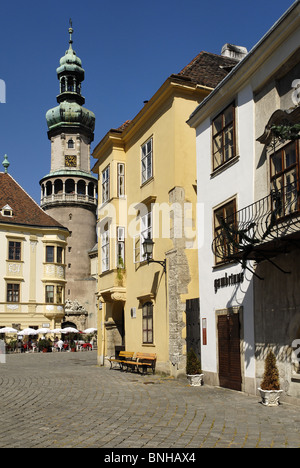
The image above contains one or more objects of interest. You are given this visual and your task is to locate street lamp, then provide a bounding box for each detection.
[142,237,166,273]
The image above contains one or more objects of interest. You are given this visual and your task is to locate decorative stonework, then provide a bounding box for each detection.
[65,299,87,315]
[8,263,22,275]
[45,264,65,279]
[167,187,191,375]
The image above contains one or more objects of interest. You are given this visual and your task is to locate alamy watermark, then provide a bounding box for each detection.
[97,200,203,249]
[0,79,6,103]
[0,340,6,364]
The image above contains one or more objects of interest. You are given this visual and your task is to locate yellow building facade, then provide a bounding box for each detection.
[0,171,69,331]
[93,52,239,375]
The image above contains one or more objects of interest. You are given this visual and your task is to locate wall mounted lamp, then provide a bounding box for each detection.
[142,237,166,273]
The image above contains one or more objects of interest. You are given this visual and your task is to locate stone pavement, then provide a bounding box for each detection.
[0,351,299,449]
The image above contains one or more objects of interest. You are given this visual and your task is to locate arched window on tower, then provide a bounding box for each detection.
[60,78,66,93]
[46,181,52,196]
[54,179,63,195]
[65,179,75,194]
[77,180,86,195]
[68,139,74,149]
[88,182,94,198]
[67,78,73,92]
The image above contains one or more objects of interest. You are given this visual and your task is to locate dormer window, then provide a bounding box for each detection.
[1,204,13,217]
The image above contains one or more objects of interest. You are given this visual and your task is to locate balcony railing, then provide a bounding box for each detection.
[41,193,97,207]
[212,181,300,267]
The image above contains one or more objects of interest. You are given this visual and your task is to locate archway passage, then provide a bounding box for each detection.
[61,321,78,330]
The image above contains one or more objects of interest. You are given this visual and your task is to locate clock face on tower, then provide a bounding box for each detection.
[65,155,77,167]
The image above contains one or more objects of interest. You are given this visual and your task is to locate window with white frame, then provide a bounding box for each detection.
[117,163,125,197]
[8,241,21,261]
[45,285,64,304]
[116,226,125,268]
[141,138,153,184]
[102,165,110,203]
[7,283,20,303]
[134,210,152,263]
[101,228,110,272]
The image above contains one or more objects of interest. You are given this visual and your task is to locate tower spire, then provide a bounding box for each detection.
[68,18,73,49]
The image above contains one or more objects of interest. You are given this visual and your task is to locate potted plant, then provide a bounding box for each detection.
[258,350,283,406]
[186,348,203,387]
[38,339,51,353]
[70,340,77,352]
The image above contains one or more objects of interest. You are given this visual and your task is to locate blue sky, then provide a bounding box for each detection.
[0,0,296,203]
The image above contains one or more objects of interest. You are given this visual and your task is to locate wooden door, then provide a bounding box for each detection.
[218,313,242,391]
[186,298,201,361]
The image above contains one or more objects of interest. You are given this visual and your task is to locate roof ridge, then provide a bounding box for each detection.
[5,173,47,214]
[0,173,66,229]
[179,50,238,75]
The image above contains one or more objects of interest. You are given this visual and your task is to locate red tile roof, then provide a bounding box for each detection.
[0,173,67,229]
[111,52,238,133]
[176,51,238,88]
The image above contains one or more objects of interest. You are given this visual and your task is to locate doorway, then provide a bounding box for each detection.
[217,309,242,391]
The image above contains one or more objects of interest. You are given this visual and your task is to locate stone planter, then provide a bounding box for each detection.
[187,374,204,387]
[258,388,283,407]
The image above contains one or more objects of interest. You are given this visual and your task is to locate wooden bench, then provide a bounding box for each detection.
[107,351,135,370]
[127,352,157,375]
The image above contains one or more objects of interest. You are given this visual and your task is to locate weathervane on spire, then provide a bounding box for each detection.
[2,154,10,174]
[68,18,73,47]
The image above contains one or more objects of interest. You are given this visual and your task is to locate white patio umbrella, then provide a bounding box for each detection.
[0,327,18,334]
[18,328,39,336]
[50,329,62,334]
[83,328,97,334]
[36,328,51,334]
[60,327,80,334]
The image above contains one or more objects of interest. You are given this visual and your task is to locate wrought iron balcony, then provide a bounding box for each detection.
[212,181,300,273]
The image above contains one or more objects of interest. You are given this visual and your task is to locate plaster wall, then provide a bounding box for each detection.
[196,84,256,390]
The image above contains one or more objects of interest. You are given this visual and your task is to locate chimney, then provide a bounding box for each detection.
[221,43,248,61]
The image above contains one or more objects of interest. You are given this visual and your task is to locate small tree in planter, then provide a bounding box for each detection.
[258,350,282,406]
[186,348,203,387]
[70,340,77,352]
[38,339,51,353]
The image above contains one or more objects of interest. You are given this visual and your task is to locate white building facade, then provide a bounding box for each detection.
[188,1,300,399]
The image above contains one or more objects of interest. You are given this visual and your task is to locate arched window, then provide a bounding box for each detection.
[68,139,74,149]
[65,179,75,194]
[60,78,66,93]
[46,181,52,196]
[54,179,63,194]
[142,302,153,344]
[67,78,73,92]
[88,182,94,197]
[77,180,86,195]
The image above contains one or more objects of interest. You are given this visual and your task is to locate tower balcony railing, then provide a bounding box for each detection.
[212,180,300,268]
[41,192,97,207]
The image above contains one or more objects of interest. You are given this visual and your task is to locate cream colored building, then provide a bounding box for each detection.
[93,50,240,375]
[0,168,69,331]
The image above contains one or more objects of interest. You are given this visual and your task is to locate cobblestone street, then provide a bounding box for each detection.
[0,351,299,449]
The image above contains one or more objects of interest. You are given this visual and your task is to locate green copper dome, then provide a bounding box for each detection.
[56,43,84,78]
[45,21,95,140]
[46,101,95,133]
